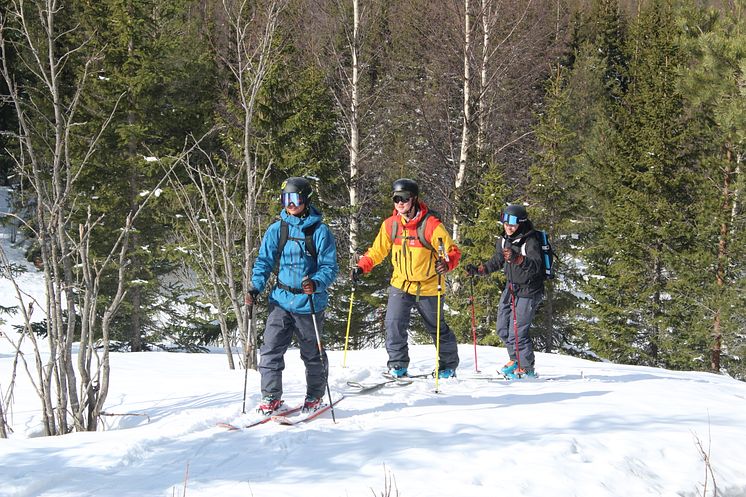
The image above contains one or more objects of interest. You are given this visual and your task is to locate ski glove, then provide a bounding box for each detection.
[301,278,316,295]
[245,287,260,307]
[435,259,449,275]
[502,247,524,265]
[350,266,363,282]
[465,263,485,276]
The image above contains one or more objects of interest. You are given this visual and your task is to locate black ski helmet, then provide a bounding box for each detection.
[501,204,528,224]
[281,177,313,204]
[392,178,419,197]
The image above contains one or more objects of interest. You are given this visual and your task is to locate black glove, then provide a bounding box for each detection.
[301,278,316,295]
[435,259,449,275]
[465,263,486,276]
[350,266,363,282]
[244,287,259,307]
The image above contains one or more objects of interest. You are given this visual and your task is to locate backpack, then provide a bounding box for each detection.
[273,219,318,275]
[502,229,556,280]
[388,210,439,253]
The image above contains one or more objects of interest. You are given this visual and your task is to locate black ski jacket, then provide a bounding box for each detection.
[482,222,545,298]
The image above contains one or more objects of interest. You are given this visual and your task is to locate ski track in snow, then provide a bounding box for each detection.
[3,184,746,497]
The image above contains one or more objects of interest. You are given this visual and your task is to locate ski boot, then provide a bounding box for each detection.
[500,360,518,377]
[302,396,322,413]
[257,396,283,415]
[437,368,456,379]
[389,367,408,378]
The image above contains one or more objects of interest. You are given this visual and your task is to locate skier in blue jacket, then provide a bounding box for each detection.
[244,177,338,414]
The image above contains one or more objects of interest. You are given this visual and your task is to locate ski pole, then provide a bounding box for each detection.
[509,282,522,372]
[341,280,356,368]
[241,304,253,414]
[304,276,336,423]
[469,276,480,373]
[434,238,448,393]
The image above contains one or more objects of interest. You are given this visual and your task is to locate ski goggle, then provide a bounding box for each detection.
[392,192,412,204]
[500,212,523,225]
[281,192,305,207]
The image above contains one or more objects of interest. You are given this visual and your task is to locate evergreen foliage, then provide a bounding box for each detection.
[1,0,743,381]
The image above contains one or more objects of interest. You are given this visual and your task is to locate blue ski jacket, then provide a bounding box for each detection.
[251,206,338,314]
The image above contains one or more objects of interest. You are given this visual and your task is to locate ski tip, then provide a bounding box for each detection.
[271,415,293,425]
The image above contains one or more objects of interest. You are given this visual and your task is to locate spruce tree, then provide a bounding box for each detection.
[581,0,703,368]
[678,0,746,378]
[528,65,583,353]
[76,0,216,350]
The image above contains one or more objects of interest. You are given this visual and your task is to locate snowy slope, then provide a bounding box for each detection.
[2,183,746,497]
[1,345,746,497]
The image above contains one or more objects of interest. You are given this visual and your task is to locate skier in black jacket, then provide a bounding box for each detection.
[466,204,544,378]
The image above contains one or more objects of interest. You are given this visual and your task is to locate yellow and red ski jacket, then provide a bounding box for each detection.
[358,201,461,297]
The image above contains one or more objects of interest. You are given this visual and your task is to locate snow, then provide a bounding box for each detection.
[2,186,746,497]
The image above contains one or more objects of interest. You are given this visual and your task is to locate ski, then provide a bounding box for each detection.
[460,373,558,382]
[381,371,433,381]
[217,403,303,430]
[345,378,414,395]
[272,395,345,426]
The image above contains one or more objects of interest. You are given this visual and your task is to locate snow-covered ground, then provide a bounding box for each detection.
[2,185,746,497]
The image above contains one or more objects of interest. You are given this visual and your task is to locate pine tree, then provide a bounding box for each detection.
[678,0,746,377]
[450,165,511,349]
[581,0,704,368]
[527,65,583,353]
[76,0,216,350]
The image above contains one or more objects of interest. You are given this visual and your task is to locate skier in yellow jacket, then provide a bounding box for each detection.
[351,178,461,378]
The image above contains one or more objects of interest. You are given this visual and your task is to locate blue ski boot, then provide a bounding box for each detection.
[500,360,518,377]
[437,368,456,379]
[389,367,408,378]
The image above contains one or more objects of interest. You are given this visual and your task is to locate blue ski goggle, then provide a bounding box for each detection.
[500,212,523,225]
[281,192,305,207]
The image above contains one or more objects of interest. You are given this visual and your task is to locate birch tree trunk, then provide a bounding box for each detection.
[452,0,472,243]
[0,0,152,434]
[167,0,288,371]
[348,0,360,259]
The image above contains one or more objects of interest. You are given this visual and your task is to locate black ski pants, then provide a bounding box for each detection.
[384,286,460,371]
[259,303,327,400]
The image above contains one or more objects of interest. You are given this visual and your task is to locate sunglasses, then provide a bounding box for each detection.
[392,193,412,204]
[281,192,305,207]
[500,213,522,225]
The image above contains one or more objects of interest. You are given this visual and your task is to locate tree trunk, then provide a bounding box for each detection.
[711,146,734,373]
[349,0,360,259]
[452,0,472,244]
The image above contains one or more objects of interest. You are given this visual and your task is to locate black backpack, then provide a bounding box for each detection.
[502,230,556,280]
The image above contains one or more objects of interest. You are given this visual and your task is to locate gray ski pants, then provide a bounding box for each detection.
[496,285,542,371]
[259,304,327,400]
[384,286,460,371]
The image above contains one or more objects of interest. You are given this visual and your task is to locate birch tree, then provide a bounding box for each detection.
[169,0,289,370]
[452,0,473,243]
[0,0,161,433]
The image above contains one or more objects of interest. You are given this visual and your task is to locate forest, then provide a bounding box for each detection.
[0,0,744,435]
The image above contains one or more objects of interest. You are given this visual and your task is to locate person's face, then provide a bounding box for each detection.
[393,193,413,215]
[503,223,519,236]
[282,192,306,216]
